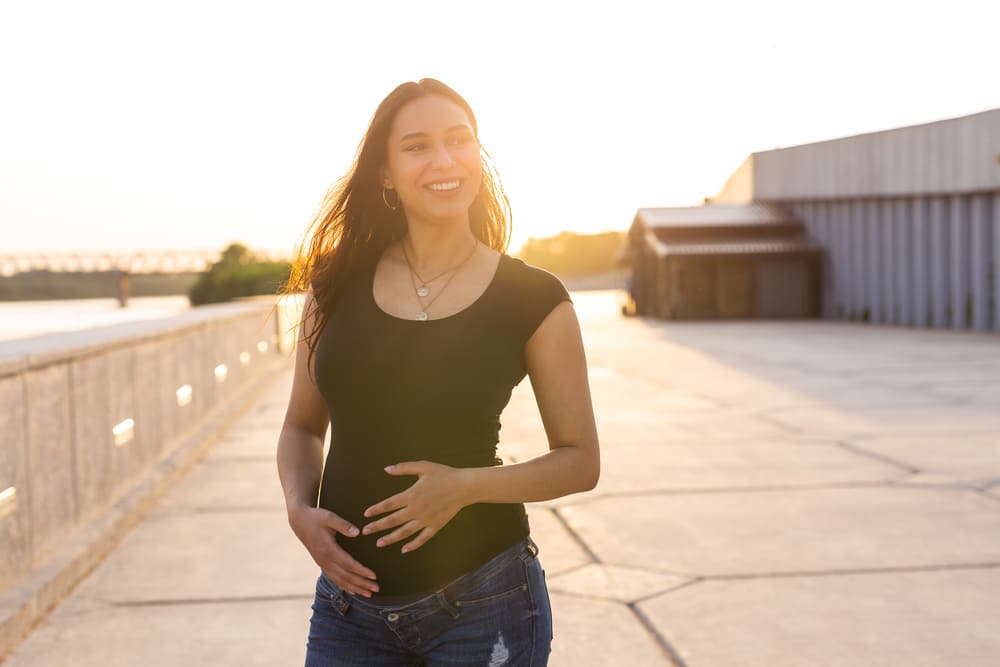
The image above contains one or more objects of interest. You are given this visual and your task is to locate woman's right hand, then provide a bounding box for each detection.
[288,504,379,597]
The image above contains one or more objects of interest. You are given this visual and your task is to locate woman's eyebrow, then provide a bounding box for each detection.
[398,125,473,143]
[398,132,428,143]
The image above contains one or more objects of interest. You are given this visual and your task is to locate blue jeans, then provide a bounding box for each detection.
[305,537,553,666]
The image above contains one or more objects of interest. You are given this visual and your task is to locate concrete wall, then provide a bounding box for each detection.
[787,194,999,330]
[748,109,1000,201]
[0,300,294,590]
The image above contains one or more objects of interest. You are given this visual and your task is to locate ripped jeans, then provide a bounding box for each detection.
[305,537,552,666]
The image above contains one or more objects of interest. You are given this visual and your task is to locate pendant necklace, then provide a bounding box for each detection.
[401,236,479,297]
[401,237,479,321]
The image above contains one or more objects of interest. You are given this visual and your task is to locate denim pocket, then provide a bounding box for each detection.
[452,552,531,608]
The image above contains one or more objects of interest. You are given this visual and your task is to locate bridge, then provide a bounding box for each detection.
[0,250,274,276]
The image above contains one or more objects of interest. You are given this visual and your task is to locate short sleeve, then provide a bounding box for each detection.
[511,260,573,343]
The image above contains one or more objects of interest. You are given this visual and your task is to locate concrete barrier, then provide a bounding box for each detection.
[0,298,301,656]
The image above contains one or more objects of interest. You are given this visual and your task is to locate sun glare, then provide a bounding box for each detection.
[0,1,997,255]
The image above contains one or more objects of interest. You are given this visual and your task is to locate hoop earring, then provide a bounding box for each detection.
[382,188,399,211]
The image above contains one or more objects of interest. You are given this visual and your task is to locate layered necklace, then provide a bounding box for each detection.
[400,237,480,321]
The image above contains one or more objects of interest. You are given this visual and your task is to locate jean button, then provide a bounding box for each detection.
[387,612,399,622]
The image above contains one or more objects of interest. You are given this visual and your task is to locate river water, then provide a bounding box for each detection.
[0,295,191,343]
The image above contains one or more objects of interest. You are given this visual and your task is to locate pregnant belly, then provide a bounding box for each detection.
[315,438,520,595]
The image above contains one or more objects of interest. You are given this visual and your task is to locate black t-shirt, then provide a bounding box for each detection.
[313,252,572,595]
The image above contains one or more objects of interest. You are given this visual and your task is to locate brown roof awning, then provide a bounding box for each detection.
[651,237,821,257]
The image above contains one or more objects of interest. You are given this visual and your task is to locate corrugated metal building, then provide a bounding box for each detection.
[708,108,1000,330]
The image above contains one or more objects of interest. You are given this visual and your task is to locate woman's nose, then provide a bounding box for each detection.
[430,143,456,168]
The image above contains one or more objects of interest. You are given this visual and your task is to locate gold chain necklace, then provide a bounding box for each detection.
[401,237,479,321]
[401,237,477,298]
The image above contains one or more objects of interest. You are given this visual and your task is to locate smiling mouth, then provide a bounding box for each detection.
[425,180,461,192]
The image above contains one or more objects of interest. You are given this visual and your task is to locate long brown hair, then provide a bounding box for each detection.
[285,78,511,370]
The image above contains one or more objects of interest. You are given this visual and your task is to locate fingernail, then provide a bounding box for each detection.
[376,539,384,547]
[348,526,359,536]
[384,465,395,473]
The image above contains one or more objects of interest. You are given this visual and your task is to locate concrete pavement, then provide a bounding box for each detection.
[5,290,1000,666]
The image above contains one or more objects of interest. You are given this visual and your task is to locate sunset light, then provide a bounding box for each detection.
[3,3,999,661]
[2,1,997,258]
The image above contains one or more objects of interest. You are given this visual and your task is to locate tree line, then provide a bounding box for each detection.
[515,230,625,276]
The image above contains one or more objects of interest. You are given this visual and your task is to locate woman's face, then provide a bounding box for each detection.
[382,94,482,227]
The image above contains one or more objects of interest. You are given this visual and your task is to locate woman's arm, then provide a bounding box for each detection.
[276,294,380,596]
[276,294,329,511]
[361,300,600,551]
[460,299,600,501]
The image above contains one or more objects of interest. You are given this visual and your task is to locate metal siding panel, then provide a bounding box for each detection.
[911,197,930,327]
[839,201,852,319]
[970,194,992,331]
[815,203,835,318]
[830,202,857,320]
[881,199,897,323]
[896,199,912,326]
[841,202,856,319]
[949,196,971,329]
[851,200,868,319]
[929,196,950,328]
[832,204,844,316]
[866,200,882,321]
[993,194,1000,330]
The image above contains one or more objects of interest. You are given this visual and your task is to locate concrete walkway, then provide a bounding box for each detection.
[5,291,1000,666]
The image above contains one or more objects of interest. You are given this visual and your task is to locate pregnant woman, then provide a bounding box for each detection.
[277,77,600,666]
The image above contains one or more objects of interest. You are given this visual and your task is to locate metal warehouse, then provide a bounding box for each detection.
[628,108,1000,330]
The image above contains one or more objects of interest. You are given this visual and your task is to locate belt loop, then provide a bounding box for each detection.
[435,590,461,620]
[526,537,539,558]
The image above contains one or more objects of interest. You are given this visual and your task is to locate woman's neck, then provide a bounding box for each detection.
[399,221,479,274]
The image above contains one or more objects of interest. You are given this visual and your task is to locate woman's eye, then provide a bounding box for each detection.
[404,144,427,152]
[448,135,473,146]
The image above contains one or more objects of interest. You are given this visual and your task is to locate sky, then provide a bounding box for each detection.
[1,0,999,258]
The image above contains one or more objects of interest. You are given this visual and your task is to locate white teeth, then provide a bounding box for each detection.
[427,180,460,191]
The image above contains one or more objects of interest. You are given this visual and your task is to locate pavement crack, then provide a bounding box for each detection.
[703,561,1000,581]
[628,603,689,666]
[631,577,705,604]
[598,561,698,579]
[976,489,1000,505]
[754,413,804,434]
[549,507,601,564]
[543,561,593,578]
[108,593,313,608]
[835,440,921,474]
[563,479,918,506]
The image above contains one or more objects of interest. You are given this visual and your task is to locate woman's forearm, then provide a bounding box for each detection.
[276,425,325,514]
[360,444,599,550]
[462,445,599,505]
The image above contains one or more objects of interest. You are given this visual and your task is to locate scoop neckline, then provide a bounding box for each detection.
[370,252,509,323]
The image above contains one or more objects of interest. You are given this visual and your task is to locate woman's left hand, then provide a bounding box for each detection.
[361,461,473,553]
